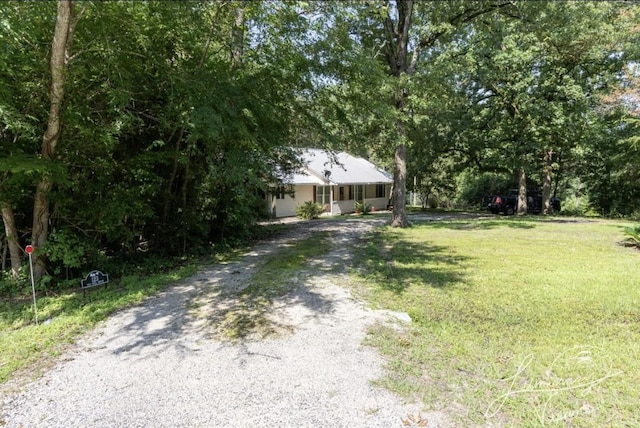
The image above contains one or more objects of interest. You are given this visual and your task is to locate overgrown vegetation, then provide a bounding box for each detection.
[351,217,640,426]
[1,1,639,292]
[0,1,308,290]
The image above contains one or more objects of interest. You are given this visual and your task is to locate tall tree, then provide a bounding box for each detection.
[0,2,55,281]
[382,0,413,227]
[0,0,316,285]
[429,1,634,214]
[1,201,20,280]
[357,1,513,226]
[32,0,75,282]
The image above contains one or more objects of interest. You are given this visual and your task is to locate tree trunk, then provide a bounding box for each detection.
[1,237,6,273]
[517,167,527,215]
[391,143,408,227]
[385,0,413,228]
[541,148,553,214]
[231,5,245,70]
[162,127,184,222]
[32,0,73,283]
[1,202,22,281]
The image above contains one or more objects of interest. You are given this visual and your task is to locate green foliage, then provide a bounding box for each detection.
[43,229,90,272]
[295,201,324,220]
[354,201,371,214]
[1,0,639,295]
[0,223,314,382]
[0,270,28,297]
[457,172,514,209]
[622,224,640,249]
[303,1,638,222]
[0,1,317,288]
[581,113,640,217]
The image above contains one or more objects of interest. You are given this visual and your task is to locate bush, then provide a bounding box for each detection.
[623,224,640,249]
[43,229,90,273]
[354,201,372,214]
[295,201,324,220]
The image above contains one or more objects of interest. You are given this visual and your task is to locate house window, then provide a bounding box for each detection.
[275,185,286,200]
[354,185,364,202]
[375,184,385,198]
[339,186,352,201]
[316,185,331,204]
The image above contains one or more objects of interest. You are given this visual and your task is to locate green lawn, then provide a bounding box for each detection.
[2,215,638,426]
[352,216,639,426]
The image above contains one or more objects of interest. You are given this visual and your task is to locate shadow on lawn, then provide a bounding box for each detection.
[412,218,537,230]
[357,233,469,294]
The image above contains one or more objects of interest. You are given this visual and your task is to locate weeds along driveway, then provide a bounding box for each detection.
[1,215,448,428]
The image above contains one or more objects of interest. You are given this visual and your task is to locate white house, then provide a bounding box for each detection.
[268,148,393,218]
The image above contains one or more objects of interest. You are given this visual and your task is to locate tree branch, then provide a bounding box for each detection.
[417,1,515,51]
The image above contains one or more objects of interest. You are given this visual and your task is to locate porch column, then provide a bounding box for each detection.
[329,186,334,215]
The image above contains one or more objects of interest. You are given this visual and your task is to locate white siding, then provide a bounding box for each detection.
[334,200,352,214]
[274,185,314,218]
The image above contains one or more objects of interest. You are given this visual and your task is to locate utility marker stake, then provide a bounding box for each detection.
[25,245,38,325]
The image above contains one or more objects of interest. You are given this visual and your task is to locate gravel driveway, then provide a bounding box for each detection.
[1,216,449,427]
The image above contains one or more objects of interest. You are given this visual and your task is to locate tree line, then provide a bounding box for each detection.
[1,1,638,291]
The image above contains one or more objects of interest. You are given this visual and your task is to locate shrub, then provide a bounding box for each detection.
[623,224,640,249]
[354,201,372,215]
[295,201,324,220]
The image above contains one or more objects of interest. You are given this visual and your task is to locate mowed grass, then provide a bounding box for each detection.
[352,216,640,426]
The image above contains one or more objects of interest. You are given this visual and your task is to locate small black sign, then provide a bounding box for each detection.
[81,270,109,289]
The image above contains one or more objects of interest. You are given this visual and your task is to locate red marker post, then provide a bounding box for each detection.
[25,245,38,325]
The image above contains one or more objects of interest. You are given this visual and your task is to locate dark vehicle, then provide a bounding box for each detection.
[487,190,560,215]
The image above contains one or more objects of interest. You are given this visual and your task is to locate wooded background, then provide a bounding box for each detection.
[1,1,638,289]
